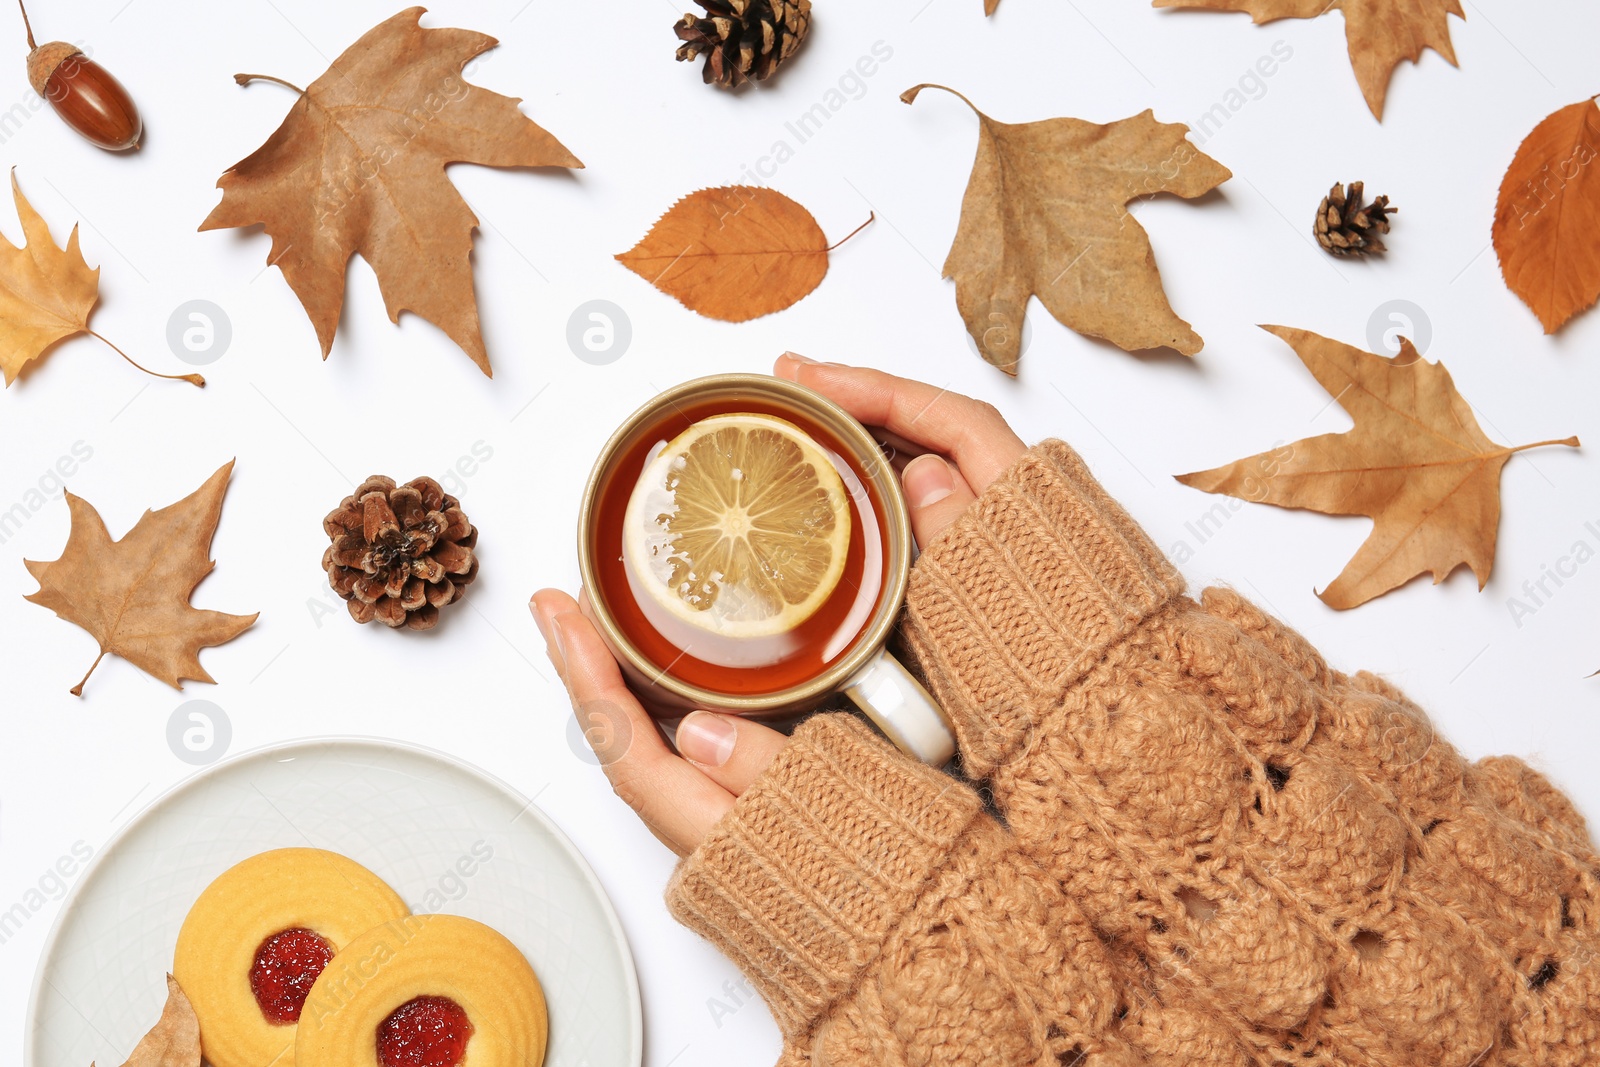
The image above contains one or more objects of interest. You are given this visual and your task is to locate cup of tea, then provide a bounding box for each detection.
[577,373,955,765]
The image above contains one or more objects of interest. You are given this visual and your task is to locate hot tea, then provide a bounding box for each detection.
[588,395,889,697]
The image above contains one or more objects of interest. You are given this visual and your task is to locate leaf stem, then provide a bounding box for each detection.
[70,650,105,697]
[900,82,983,118]
[1509,436,1581,454]
[89,330,205,387]
[234,73,306,94]
[17,0,34,51]
[826,212,875,251]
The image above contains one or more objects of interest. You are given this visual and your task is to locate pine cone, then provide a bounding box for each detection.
[322,476,478,630]
[1314,181,1396,257]
[674,0,812,89]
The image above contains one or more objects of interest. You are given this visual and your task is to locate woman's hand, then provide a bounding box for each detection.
[533,356,1029,855]
[530,587,790,856]
[773,353,1026,549]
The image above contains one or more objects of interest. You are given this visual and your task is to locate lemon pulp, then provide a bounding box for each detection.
[623,413,852,640]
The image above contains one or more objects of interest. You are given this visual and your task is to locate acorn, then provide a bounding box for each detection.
[19,0,141,151]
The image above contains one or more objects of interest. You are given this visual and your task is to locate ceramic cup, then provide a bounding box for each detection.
[577,373,955,765]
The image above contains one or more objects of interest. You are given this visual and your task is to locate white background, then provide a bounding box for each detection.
[2,1,1597,1064]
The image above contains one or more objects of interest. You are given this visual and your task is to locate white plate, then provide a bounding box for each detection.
[25,737,642,1067]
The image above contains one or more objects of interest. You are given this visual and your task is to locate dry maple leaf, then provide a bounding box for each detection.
[92,975,201,1067]
[1,172,201,388]
[1493,96,1600,334]
[901,83,1230,374]
[199,7,582,377]
[0,171,93,385]
[1176,325,1579,609]
[615,186,871,321]
[1152,0,1463,120]
[24,461,258,696]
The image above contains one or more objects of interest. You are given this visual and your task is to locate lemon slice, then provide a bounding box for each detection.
[623,413,852,640]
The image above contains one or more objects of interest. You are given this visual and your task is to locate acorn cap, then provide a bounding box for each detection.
[26,42,82,96]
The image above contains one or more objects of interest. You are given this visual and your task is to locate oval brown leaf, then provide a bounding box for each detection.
[616,186,839,322]
[1493,97,1600,334]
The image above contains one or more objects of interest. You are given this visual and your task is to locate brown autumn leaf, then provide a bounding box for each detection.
[199,7,582,377]
[92,975,201,1067]
[901,84,1230,374]
[0,171,94,386]
[615,186,870,321]
[1176,326,1579,609]
[1,173,201,388]
[1493,97,1600,334]
[1152,0,1463,120]
[24,461,258,696]
[985,0,1001,13]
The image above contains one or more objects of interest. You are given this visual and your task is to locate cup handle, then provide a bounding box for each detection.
[843,650,956,766]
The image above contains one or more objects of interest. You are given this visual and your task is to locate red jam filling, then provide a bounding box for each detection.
[249,927,334,1024]
[377,996,474,1067]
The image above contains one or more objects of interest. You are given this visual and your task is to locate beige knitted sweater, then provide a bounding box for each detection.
[667,441,1599,1067]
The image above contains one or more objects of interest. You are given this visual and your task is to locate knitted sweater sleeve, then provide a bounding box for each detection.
[898,438,1188,774]
[666,713,1124,1067]
[899,439,1600,1066]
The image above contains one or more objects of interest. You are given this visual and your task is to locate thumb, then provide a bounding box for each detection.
[674,711,789,796]
[902,453,977,549]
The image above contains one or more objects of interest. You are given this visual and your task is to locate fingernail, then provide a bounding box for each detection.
[530,596,554,644]
[549,612,579,670]
[903,454,954,508]
[677,711,737,768]
[781,351,817,364]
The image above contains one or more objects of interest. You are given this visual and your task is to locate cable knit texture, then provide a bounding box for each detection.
[667,714,987,1035]
[667,439,1600,1067]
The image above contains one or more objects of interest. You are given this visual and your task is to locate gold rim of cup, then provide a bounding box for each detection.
[576,373,913,715]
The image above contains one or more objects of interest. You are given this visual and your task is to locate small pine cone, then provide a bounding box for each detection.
[674,0,812,89]
[1314,181,1396,257]
[321,476,479,631]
